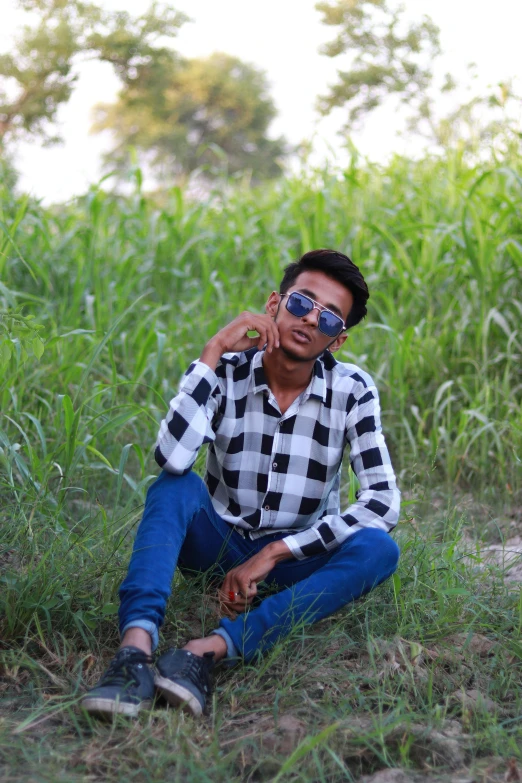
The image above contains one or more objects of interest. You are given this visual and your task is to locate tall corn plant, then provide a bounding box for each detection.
[0,152,520,643]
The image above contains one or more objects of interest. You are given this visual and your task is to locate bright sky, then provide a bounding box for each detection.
[2,0,521,202]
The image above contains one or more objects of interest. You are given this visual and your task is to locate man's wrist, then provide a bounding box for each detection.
[200,338,225,372]
[265,539,293,564]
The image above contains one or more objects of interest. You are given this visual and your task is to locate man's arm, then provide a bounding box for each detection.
[218,539,293,617]
[199,310,280,372]
[281,382,400,560]
[155,311,280,474]
[154,360,223,474]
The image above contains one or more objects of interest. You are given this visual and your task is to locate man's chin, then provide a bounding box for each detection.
[280,342,325,363]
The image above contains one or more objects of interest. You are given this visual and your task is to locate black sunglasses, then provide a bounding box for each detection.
[282,292,346,337]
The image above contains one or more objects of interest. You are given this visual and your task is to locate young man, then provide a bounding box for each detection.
[82,249,400,718]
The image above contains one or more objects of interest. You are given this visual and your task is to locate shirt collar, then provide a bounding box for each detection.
[250,349,327,404]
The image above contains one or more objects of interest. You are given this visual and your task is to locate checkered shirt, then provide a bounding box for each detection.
[155,348,400,560]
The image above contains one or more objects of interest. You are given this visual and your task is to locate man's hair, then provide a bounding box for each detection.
[279,249,369,330]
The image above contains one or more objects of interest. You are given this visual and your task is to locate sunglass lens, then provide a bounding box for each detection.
[287,292,312,317]
[319,311,343,337]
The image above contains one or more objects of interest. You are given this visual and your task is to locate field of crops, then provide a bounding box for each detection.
[1,151,521,781]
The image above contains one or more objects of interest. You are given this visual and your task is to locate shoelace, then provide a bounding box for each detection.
[176,652,214,689]
[100,651,154,688]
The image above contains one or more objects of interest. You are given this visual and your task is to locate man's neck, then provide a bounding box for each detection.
[262,347,316,404]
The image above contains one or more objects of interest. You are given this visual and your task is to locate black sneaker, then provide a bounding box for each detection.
[154,649,214,717]
[81,646,155,718]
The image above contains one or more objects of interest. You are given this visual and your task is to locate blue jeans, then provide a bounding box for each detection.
[119,471,400,663]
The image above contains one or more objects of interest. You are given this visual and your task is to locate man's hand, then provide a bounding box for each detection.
[218,540,292,618]
[201,311,280,371]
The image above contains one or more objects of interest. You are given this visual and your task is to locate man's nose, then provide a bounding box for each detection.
[301,306,320,327]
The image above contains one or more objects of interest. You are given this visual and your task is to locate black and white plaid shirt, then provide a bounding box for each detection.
[155,348,400,560]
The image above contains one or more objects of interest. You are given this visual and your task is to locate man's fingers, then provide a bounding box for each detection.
[235,579,256,598]
[239,315,280,354]
[257,326,268,351]
[244,581,257,598]
[271,320,280,349]
[248,316,278,353]
[218,585,244,604]
[220,312,281,356]
[233,581,257,608]
[217,582,256,615]
[268,320,279,352]
[267,320,280,353]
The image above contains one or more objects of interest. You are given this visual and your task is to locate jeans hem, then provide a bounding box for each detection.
[211,627,240,666]
[121,620,159,652]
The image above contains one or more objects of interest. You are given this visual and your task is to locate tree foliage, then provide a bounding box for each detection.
[92,51,288,181]
[1,1,287,181]
[417,77,522,156]
[0,0,186,145]
[316,0,521,156]
[316,0,440,129]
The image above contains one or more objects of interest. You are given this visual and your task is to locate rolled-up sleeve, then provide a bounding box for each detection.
[154,360,223,475]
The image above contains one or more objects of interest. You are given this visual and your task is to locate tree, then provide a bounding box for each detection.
[0,0,187,145]
[415,77,522,157]
[316,0,521,157]
[92,51,288,181]
[316,0,441,130]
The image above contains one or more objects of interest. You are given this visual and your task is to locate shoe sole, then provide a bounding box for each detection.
[154,675,203,717]
[81,697,153,718]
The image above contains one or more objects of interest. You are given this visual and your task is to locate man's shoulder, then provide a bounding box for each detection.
[215,347,257,380]
[324,353,376,392]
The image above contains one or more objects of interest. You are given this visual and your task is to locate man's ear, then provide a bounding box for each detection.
[328,332,348,353]
[265,291,281,318]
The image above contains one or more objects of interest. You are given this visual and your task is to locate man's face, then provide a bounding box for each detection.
[265,270,354,362]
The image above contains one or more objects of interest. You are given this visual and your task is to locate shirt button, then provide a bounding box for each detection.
[273,462,277,469]
[265,505,270,511]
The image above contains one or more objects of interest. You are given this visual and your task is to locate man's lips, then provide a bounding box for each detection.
[291,328,312,343]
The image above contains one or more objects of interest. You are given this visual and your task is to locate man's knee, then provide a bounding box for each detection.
[350,527,400,572]
[147,469,205,501]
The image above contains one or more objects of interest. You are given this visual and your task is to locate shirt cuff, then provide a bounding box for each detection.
[281,534,309,560]
[179,360,219,397]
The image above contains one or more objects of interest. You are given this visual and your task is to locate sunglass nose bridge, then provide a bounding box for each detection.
[300,305,321,324]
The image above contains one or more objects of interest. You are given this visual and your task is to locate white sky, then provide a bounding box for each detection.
[2,0,521,202]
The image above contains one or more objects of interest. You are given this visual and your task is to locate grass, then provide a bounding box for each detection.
[1,514,521,781]
[0,148,521,781]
